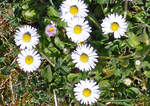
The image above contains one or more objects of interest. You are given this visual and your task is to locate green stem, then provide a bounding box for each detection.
[99,53,135,60]
[39,51,55,67]
[49,0,54,7]
[99,56,112,60]
[117,53,135,59]
[87,15,101,30]
[101,72,114,81]
[124,0,128,18]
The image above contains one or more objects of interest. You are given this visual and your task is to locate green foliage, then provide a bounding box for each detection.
[1,0,150,105]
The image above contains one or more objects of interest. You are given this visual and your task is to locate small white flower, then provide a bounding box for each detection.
[14,25,40,49]
[17,49,41,72]
[74,79,100,105]
[124,78,132,86]
[66,17,91,43]
[60,0,88,22]
[101,14,127,38]
[135,60,141,66]
[71,44,98,71]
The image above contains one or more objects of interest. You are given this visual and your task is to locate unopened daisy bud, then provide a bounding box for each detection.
[74,79,100,105]
[124,78,132,86]
[63,48,69,54]
[135,60,141,66]
[45,24,57,37]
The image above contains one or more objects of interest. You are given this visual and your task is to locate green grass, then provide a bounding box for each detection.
[1,0,150,105]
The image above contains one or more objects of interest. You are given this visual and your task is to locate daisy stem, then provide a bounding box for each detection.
[9,75,15,105]
[87,15,101,30]
[53,90,58,106]
[124,0,128,18]
[9,57,17,105]
[49,0,54,7]
[99,56,112,60]
[99,53,135,60]
[39,51,55,67]
[117,53,135,59]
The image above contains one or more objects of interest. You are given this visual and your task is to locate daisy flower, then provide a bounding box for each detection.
[14,25,40,49]
[66,17,91,43]
[71,44,98,71]
[60,0,88,22]
[101,14,127,38]
[74,79,100,105]
[17,49,41,72]
[45,23,57,37]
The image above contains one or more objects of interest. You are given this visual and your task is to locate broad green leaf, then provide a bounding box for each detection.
[119,59,129,68]
[144,71,150,78]
[129,87,142,95]
[54,36,65,49]
[40,65,52,82]
[0,57,6,63]
[99,80,111,89]
[22,9,37,21]
[47,6,59,17]
[128,32,140,48]
[67,73,79,83]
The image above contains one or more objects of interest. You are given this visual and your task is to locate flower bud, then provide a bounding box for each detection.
[124,78,132,86]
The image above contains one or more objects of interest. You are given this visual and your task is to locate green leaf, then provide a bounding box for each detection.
[142,61,150,69]
[67,73,79,83]
[40,65,52,82]
[99,80,111,89]
[119,59,129,68]
[129,87,142,95]
[47,65,53,82]
[58,19,67,28]
[143,31,149,45]
[22,9,37,21]
[114,69,121,76]
[127,32,140,48]
[144,71,150,78]
[54,36,65,49]
[96,0,108,4]
[0,57,6,63]
[47,6,59,17]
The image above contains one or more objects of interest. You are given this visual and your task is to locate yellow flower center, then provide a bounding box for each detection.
[83,88,91,97]
[25,56,33,65]
[74,25,82,34]
[111,22,119,31]
[70,6,78,15]
[23,33,31,42]
[48,27,54,32]
[80,53,88,63]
